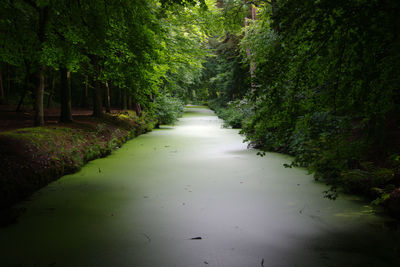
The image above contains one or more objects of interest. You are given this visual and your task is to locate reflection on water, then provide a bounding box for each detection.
[0,107,399,266]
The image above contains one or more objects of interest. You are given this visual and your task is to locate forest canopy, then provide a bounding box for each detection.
[0,0,217,124]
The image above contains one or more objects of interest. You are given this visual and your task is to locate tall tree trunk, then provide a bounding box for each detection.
[92,77,103,117]
[34,68,45,126]
[128,95,132,110]
[16,68,30,112]
[16,89,28,112]
[6,64,10,97]
[90,56,103,117]
[271,0,279,33]
[33,6,50,126]
[121,88,127,110]
[81,75,89,107]
[60,67,73,122]
[118,87,122,109]
[17,63,32,112]
[47,74,55,108]
[104,81,111,113]
[135,103,142,117]
[0,66,4,104]
[244,4,257,93]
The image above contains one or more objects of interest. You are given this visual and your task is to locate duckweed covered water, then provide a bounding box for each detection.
[1,106,399,266]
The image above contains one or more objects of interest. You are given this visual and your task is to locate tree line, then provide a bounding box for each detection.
[0,0,212,125]
[203,0,400,204]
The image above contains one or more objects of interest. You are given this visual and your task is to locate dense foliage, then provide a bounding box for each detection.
[0,0,213,125]
[153,94,184,125]
[202,0,400,208]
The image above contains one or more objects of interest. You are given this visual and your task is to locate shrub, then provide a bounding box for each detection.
[153,94,185,125]
[208,98,253,129]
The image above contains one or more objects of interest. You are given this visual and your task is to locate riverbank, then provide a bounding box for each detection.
[0,108,157,225]
[208,101,400,219]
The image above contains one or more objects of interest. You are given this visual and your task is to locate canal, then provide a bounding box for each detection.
[0,106,399,266]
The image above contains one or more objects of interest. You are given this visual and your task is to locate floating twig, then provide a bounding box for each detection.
[142,233,151,243]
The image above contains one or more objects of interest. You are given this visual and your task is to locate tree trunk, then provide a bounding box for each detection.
[33,6,50,125]
[118,87,122,109]
[0,66,4,104]
[104,81,111,113]
[271,0,279,33]
[90,56,103,117]
[135,103,142,117]
[92,77,103,117]
[17,63,32,112]
[244,4,257,92]
[128,95,132,110]
[47,74,55,108]
[34,68,45,126]
[16,88,27,112]
[6,64,10,97]
[60,67,73,122]
[121,88,127,110]
[16,74,29,112]
[81,75,89,107]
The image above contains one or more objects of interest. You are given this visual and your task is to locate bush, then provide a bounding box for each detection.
[208,98,253,129]
[153,95,185,125]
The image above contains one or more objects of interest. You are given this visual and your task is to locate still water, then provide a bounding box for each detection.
[0,106,399,266]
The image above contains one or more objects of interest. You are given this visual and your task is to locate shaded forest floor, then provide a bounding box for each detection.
[0,104,157,226]
[0,105,122,131]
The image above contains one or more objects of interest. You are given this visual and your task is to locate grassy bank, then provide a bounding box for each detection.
[0,110,157,223]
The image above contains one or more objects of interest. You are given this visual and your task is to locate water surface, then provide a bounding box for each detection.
[1,106,399,266]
